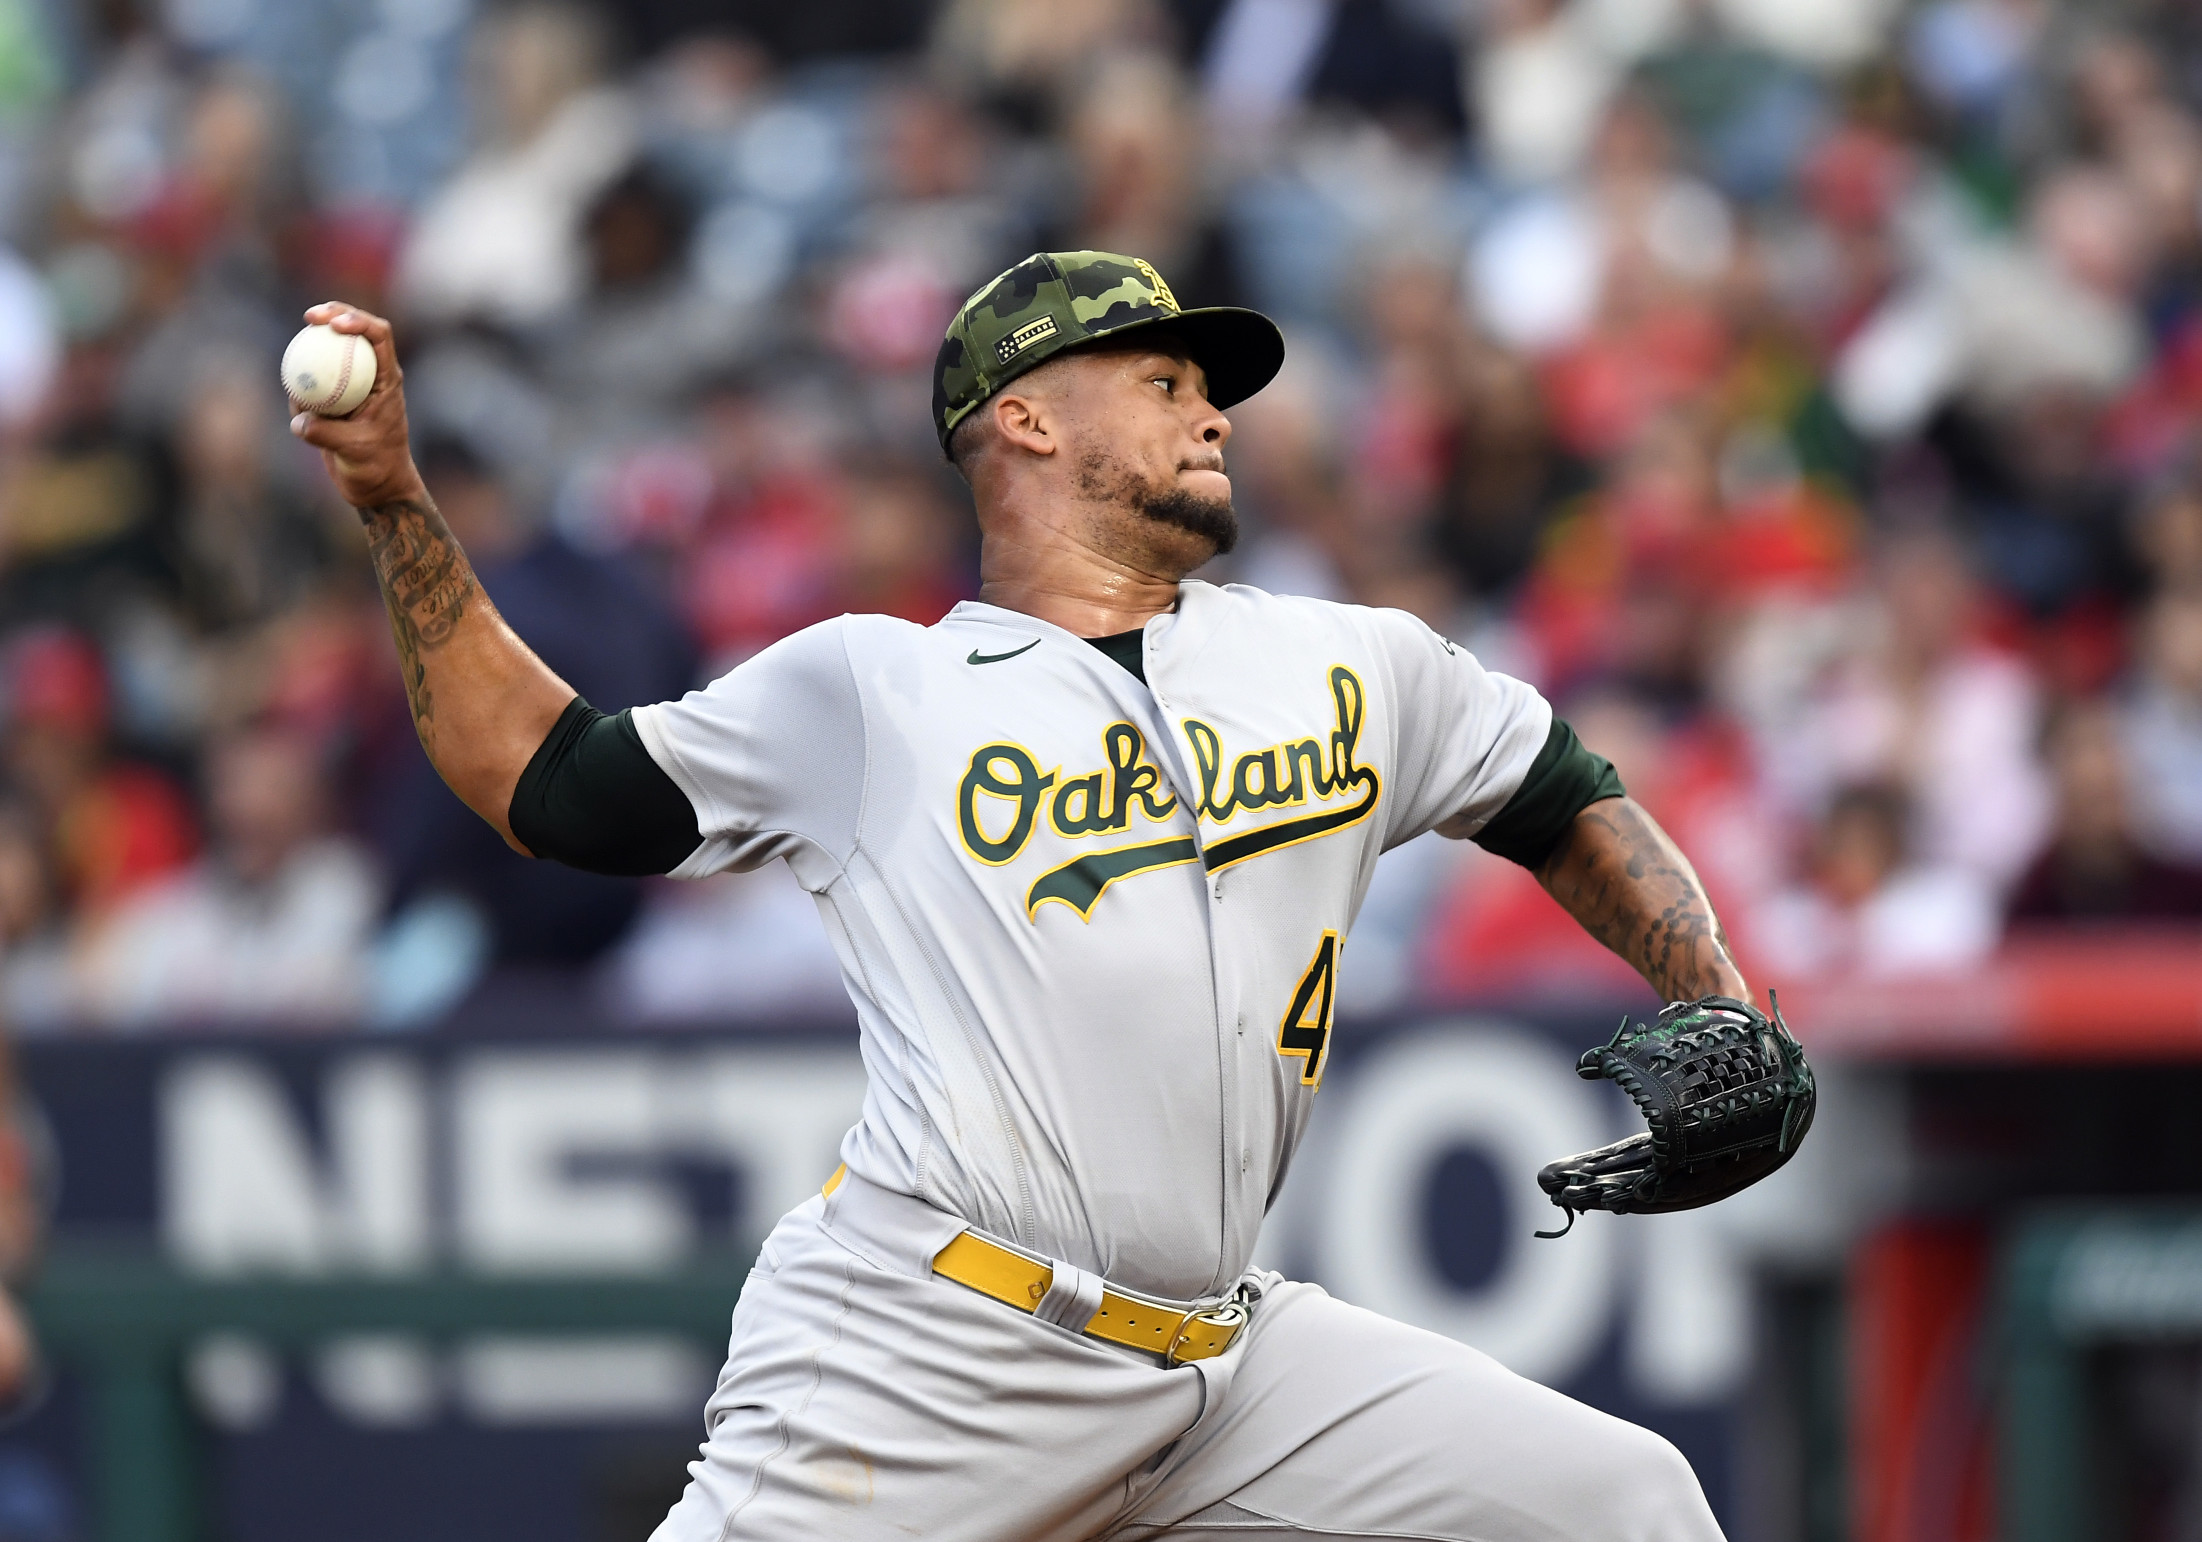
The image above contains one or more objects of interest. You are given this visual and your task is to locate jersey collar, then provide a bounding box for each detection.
[942,581,1222,656]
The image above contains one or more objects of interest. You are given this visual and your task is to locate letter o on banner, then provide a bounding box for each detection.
[1318,1025,1617,1387]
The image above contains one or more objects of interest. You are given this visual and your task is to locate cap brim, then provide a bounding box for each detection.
[1081,306,1286,412]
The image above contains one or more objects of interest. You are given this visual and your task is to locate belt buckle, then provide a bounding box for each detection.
[1164,1294,1250,1366]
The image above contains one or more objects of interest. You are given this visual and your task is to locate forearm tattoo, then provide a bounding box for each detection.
[361,496,477,748]
[1537,799,1744,1003]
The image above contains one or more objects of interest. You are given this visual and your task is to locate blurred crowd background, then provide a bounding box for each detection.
[2,0,2201,1034]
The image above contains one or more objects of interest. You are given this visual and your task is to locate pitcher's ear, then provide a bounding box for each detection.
[994,391,1055,457]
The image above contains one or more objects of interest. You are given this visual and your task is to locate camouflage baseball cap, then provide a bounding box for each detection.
[932,250,1286,453]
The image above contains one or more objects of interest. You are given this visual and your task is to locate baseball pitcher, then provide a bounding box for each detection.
[292,251,1811,1541]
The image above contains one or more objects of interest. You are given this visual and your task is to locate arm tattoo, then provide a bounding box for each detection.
[1537,799,1745,1003]
[361,496,477,748]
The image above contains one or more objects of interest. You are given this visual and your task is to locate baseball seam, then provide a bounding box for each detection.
[322,340,355,412]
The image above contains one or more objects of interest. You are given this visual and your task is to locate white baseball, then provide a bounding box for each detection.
[281,322,376,417]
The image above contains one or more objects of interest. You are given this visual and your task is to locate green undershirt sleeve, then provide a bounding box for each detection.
[1470,716,1625,870]
[507,697,704,876]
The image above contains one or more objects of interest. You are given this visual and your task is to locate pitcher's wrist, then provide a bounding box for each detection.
[350,462,428,516]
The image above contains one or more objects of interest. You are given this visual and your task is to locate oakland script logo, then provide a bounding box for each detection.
[955,666,1381,920]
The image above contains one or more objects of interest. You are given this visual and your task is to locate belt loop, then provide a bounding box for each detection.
[1034,1259,1105,1330]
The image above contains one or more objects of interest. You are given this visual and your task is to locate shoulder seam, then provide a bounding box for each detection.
[1380,612,1439,849]
[630,701,727,837]
[842,618,874,871]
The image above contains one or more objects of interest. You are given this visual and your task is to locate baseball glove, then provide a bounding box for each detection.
[1535,993,1815,1238]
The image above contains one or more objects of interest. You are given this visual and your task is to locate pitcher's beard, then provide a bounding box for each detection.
[1135,483,1239,555]
[1078,447,1240,557]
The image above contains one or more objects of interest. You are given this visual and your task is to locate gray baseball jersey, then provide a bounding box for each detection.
[631,579,1550,1301]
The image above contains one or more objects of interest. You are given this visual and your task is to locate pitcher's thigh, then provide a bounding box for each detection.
[1121,1281,1724,1542]
[652,1227,1207,1542]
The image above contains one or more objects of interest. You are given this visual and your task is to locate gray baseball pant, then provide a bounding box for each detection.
[650,1172,1726,1541]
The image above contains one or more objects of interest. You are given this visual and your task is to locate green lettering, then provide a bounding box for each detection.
[1232,747,1293,811]
[1183,718,1232,821]
[958,744,1054,864]
[1050,772,1110,837]
[1103,722,1176,824]
[1286,739,1331,800]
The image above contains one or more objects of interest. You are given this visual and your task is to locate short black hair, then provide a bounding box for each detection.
[945,407,989,477]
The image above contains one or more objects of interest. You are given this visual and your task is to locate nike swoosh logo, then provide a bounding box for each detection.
[968,640,1041,666]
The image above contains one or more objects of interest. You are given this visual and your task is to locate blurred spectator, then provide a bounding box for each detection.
[2114,105,2202,342]
[1217,337,1354,603]
[0,340,163,620]
[2121,589,2202,862]
[1436,342,1588,603]
[932,0,1167,123]
[2011,697,2202,922]
[675,371,972,667]
[2067,30,2167,161]
[1757,781,1999,978]
[1198,0,1325,146]
[543,161,747,449]
[396,3,635,330]
[77,722,377,1028]
[1783,530,2050,888]
[109,69,296,440]
[2131,479,2202,594]
[1518,411,1721,695]
[833,460,970,624]
[1297,0,1467,140]
[1342,253,1479,580]
[1711,0,1898,69]
[1784,121,1913,353]
[1901,0,2038,139]
[1052,54,1243,310]
[674,372,850,662]
[1833,164,2146,446]
[0,797,68,1034]
[1901,169,2153,637]
[1468,0,1669,187]
[854,77,1025,294]
[0,244,55,427]
[375,437,696,971]
[0,629,195,921]
[44,5,187,234]
[168,355,345,633]
[1470,90,1733,363]
[0,1043,40,1405]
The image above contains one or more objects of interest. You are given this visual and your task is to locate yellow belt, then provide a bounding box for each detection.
[823,1167,1247,1365]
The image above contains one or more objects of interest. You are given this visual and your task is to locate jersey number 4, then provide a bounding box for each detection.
[1278,931,1340,1089]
